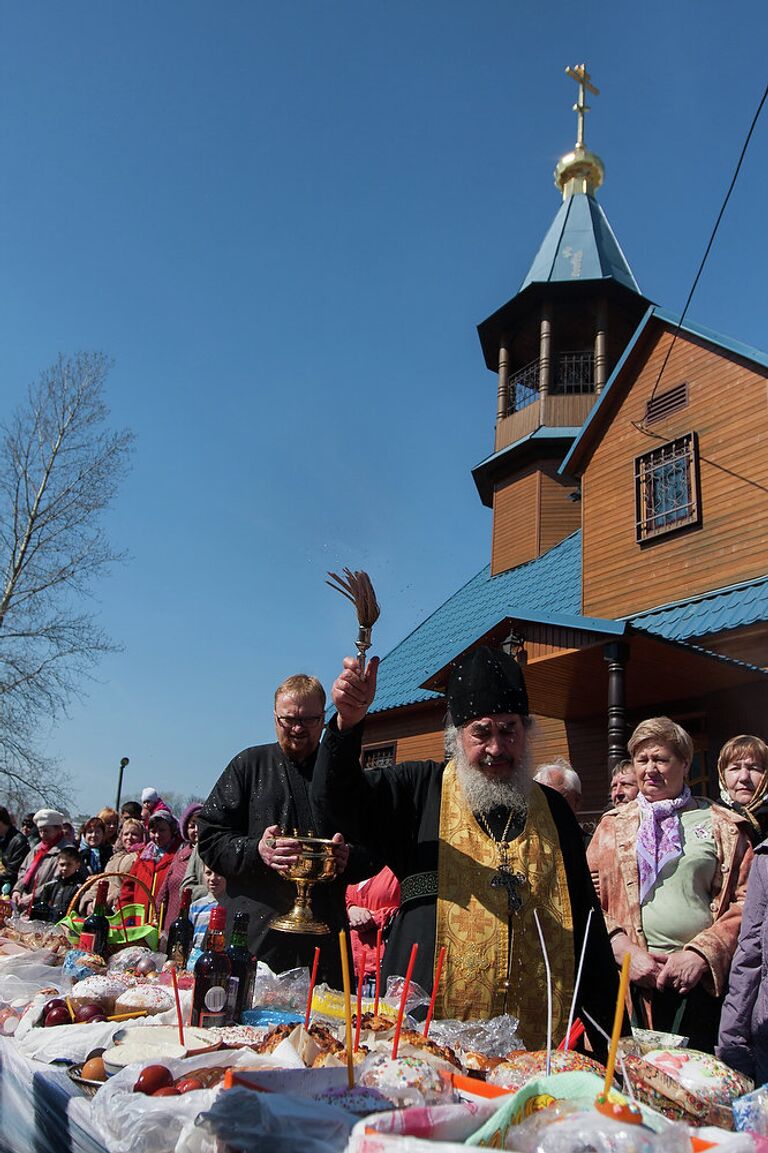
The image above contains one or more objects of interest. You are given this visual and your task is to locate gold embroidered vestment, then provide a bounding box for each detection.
[434,763,575,1048]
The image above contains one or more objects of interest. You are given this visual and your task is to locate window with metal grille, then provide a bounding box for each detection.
[635,432,700,542]
[362,744,396,769]
[644,382,689,425]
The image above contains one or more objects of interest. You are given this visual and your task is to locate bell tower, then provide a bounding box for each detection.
[472,65,649,575]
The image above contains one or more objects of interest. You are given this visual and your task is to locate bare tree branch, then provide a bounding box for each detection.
[0,352,134,804]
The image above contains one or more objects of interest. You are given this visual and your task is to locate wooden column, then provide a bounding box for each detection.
[594,298,607,394]
[539,304,552,397]
[603,641,630,770]
[497,341,510,419]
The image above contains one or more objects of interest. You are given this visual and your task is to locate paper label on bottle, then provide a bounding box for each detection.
[204,985,227,1013]
[79,932,96,952]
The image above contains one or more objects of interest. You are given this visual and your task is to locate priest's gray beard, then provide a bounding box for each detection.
[445,723,532,819]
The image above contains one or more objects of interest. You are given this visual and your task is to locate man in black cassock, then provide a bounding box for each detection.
[197,673,358,982]
[312,647,620,1056]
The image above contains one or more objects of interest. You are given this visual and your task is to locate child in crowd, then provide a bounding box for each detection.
[31,846,85,922]
[186,866,226,970]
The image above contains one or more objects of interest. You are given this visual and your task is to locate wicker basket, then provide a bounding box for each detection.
[59,872,160,953]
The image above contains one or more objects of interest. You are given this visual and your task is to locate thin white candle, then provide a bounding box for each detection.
[532,908,553,1077]
[564,907,593,1050]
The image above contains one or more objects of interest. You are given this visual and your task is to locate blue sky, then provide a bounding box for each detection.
[0,2,766,813]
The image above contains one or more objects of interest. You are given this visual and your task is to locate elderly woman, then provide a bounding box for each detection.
[587,717,753,1052]
[104,818,146,907]
[156,802,203,932]
[717,734,768,843]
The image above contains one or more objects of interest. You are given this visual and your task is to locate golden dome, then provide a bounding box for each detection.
[554,146,605,198]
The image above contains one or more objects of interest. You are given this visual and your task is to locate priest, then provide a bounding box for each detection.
[312,646,619,1054]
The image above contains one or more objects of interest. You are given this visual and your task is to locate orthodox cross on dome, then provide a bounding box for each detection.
[565,63,599,150]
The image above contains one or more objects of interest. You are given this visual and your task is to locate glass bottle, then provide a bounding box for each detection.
[226,911,255,1022]
[0,884,12,927]
[166,889,193,968]
[190,906,231,1028]
[80,880,110,957]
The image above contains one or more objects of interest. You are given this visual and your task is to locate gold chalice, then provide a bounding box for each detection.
[270,835,338,935]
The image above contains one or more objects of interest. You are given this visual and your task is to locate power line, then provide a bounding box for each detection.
[641,78,768,423]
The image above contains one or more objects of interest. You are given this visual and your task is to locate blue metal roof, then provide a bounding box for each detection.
[372,532,582,714]
[628,575,768,642]
[473,428,583,473]
[520,193,639,294]
[372,524,768,715]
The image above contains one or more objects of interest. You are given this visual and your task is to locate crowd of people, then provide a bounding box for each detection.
[2,649,767,1066]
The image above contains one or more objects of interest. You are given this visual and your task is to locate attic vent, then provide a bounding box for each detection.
[645,383,689,425]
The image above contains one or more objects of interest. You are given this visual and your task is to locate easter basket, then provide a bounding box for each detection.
[58,872,160,953]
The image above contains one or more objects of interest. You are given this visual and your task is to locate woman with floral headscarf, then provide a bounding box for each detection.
[588,716,753,1052]
[156,802,203,933]
[717,735,768,843]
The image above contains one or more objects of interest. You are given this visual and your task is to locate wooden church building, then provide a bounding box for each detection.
[359,67,768,826]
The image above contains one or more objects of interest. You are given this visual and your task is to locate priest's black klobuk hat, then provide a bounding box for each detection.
[446,646,529,727]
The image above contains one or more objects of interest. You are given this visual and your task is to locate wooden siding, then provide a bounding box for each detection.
[492,463,580,576]
[494,393,597,453]
[694,624,768,669]
[582,330,768,618]
[491,468,539,573]
[539,463,582,553]
[362,703,445,763]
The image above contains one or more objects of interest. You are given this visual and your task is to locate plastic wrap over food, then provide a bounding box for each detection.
[62,948,107,982]
[734,1085,768,1135]
[357,1052,455,1109]
[90,1047,261,1153]
[348,1132,471,1153]
[352,1098,501,1142]
[638,1048,752,1108]
[488,1051,607,1091]
[241,1007,302,1028]
[502,1102,691,1153]
[0,958,66,1008]
[252,963,310,1011]
[1,914,70,955]
[176,1084,353,1153]
[108,946,167,975]
[427,1015,523,1059]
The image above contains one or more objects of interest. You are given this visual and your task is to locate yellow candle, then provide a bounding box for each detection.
[339,929,354,1089]
[604,952,631,1094]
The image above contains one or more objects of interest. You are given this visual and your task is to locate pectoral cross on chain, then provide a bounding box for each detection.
[491,859,527,1014]
[491,866,526,915]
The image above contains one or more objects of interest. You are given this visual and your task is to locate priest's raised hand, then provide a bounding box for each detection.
[332,655,379,731]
